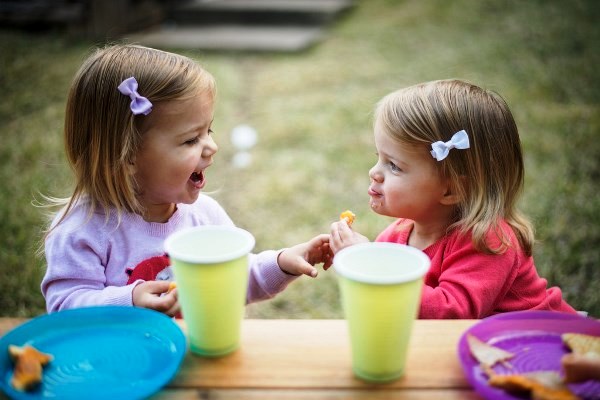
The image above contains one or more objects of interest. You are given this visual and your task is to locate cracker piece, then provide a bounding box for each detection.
[562,333,600,356]
[466,333,514,369]
[562,352,600,383]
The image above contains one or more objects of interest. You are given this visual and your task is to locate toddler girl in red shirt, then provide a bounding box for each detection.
[329,79,576,318]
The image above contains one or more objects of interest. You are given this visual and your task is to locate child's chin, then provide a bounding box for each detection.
[369,200,383,211]
[181,192,201,204]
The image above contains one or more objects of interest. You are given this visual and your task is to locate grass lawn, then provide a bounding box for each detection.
[0,0,598,318]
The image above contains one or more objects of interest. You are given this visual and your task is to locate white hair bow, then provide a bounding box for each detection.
[430,130,470,161]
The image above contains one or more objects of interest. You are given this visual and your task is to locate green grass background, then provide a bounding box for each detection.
[0,0,598,318]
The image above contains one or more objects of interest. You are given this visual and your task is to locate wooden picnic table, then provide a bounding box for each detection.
[0,318,480,399]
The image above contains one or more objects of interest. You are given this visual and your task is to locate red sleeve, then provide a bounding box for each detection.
[418,230,520,319]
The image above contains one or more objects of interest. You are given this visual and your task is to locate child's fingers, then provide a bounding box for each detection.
[339,219,353,231]
[319,243,334,270]
[158,289,179,311]
[144,280,172,294]
[330,221,350,246]
[296,261,318,278]
[331,220,351,235]
[308,233,330,247]
[164,300,180,318]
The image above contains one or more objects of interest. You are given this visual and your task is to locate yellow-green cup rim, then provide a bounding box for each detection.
[333,242,430,285]
[164,225,255,263]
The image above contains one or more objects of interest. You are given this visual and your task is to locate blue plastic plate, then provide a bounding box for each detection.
[0,306,187,400]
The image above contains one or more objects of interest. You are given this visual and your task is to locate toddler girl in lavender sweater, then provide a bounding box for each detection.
[42,44,331,316]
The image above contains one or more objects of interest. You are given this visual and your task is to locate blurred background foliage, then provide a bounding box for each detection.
[0,0,598,318]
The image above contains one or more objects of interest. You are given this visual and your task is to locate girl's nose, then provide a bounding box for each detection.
[369,164,383,182]
[202,136,218,158]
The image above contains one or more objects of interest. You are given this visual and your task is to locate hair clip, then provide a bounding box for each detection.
[430,130,470,161]
[117,77,152,115]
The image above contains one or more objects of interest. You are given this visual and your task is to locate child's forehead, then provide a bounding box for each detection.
[156,94,214,113]
[138,94,214,134]
[378,138,437,170]
[375,127,424,154]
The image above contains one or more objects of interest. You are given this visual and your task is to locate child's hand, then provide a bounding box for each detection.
[132,280,180,317]
[277,234,333,277]
[330,219,369,254]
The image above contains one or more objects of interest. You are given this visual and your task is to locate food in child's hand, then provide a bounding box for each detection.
[488,371,578,400]
[339,210,356,226]
[167,281,177,293]
[8,344,53,391]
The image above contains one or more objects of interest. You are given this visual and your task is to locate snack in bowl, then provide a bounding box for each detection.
[488,371,578,400]
[466,333,514,374]
[339,210,356,226]
[459,312,600,400]
[8,344,53,391]
[466,333,579,400]
[561,332,600,383]
[561,352,600,383]
[562,332,600,356]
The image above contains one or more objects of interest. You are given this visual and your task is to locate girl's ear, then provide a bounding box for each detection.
[440,189,461,205]
[439,177,465,206]
[125,159,137,175]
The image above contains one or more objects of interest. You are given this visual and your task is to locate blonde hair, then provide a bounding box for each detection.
[46,44,216,235]
[375,79,534,255]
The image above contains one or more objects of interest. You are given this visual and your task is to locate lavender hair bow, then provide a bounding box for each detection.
[117,77,152,115]
[430,130,470,161]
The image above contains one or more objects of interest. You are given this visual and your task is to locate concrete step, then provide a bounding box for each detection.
[127,25,324,52]
[127,0,354,52]
[168,0,354,26]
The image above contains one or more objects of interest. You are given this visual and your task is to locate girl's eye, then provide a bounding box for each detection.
[389,161,401,173]
[184,137,200,146]
[208,129,214,135]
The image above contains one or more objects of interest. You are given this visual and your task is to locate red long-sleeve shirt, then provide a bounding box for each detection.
[376,219,577,319]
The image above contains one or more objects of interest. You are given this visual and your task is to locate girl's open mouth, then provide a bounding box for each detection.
[189,171,205,189]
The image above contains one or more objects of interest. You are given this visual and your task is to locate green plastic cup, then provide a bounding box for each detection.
[164,226,255,357]
[334,242,430,382]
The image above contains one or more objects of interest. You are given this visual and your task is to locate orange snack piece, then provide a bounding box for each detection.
[339,210,356,226]
[167,281,177,293]
[8,344,53,391]
[488,371,578,400]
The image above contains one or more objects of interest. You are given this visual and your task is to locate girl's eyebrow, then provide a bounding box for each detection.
[178,118,214,137]
[377,148,395,160]
[380,148,409,167]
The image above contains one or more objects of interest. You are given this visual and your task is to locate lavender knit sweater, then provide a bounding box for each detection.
[42,194,296,312]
